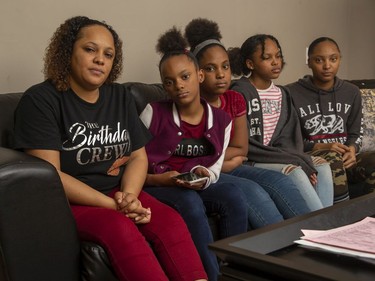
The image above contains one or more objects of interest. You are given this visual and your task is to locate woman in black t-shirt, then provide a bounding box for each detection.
[13,16,207,281]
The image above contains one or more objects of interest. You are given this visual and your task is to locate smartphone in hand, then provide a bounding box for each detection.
[172,172,208,184]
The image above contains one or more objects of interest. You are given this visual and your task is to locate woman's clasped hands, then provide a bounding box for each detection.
[114,191,151,224]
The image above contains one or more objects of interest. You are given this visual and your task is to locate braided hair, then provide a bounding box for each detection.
[308,37,340,58]
[228,34,285,76]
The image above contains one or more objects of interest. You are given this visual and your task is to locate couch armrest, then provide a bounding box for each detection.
[0,147,80,281]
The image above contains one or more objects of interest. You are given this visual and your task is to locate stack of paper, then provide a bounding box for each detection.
[294,216,375,263]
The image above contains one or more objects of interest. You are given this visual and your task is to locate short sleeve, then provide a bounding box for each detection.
[125,89,152,151]
[223,90,247,118]
[13,83,62,150]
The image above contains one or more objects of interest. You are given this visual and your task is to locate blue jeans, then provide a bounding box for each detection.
[254,162,333,209]
[222,166,312,229]
[144,180,248,281]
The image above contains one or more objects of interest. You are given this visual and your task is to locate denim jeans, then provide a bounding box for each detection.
[254,162,333,209]
[222,166,312,229]
[144,180,248,281]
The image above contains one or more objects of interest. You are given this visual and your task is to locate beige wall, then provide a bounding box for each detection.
[1,0,374,93]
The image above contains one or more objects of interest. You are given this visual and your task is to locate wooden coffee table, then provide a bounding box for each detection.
[210,192,375,281]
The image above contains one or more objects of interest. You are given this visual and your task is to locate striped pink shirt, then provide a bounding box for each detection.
[257,83,282,145]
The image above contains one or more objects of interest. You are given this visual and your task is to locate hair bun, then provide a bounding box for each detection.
[185,18,222,48]
[156,26,188,55]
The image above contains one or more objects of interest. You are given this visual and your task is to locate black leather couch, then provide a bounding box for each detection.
[0,82,169,281]
[3,79,372,280]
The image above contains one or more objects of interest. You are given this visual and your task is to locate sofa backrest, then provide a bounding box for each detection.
[0,83,168,148]
[0,92,23,148]
[123,82,168,114]
[1,80,373,152]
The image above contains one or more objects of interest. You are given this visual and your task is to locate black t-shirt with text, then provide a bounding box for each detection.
[14,80,151,194]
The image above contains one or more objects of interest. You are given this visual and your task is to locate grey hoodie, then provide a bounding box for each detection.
[231,77,317,177]
[286,75,363,152]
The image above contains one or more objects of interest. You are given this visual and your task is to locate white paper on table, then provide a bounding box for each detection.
[299,217,375,254]
[294,238,375,261]
[301,229,325,236]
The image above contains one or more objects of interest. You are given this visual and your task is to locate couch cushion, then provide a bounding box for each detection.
[359,88,375,152]
[80,242,118,281]
[349,80,375,153]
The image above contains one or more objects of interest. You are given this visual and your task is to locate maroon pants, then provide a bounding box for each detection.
[71,191,207,281]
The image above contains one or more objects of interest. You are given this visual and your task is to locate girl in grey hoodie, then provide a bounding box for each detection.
[229,34,334,209]
[287,37,374,202]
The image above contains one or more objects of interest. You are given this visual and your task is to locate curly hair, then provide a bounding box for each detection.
[43,16,123,91]
[185,18,226,61]
[228,34,285,76]
[185,18,222,47]
[156,26,198,71]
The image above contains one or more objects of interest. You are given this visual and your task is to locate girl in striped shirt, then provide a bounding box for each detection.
[229,34,334,209]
